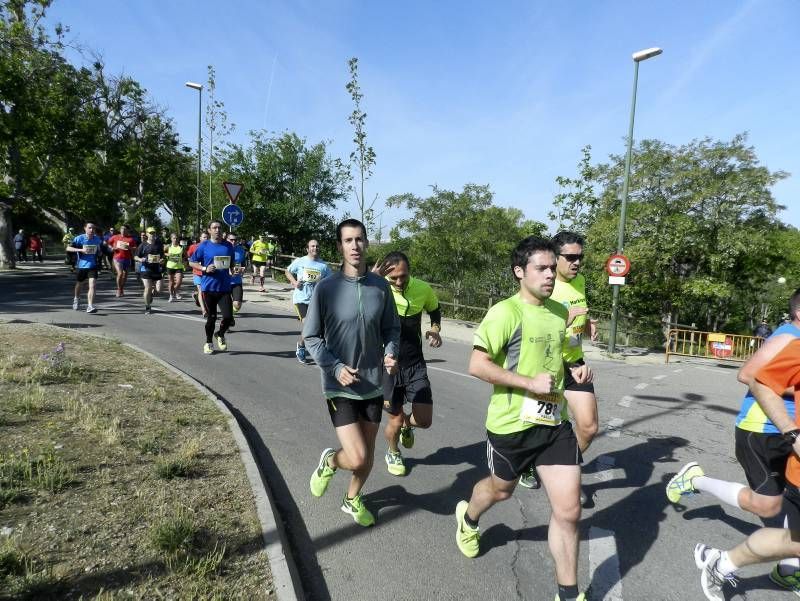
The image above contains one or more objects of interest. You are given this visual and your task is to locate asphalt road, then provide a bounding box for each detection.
[3,261,792,601]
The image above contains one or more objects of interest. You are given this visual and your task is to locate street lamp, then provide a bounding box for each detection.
[608,47,662,355]
[185,81,203,238]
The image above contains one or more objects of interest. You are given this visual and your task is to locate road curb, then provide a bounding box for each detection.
[5,320,301,601]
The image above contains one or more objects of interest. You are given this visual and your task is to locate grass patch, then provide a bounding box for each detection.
[0,323,272,599]
[155,438,202,479]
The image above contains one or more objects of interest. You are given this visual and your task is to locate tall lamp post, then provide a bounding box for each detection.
[608,47,662,355]
[185,81,203,237]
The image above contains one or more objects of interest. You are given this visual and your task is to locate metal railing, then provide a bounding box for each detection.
[665,328,764,364]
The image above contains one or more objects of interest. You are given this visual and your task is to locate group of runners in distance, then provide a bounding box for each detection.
[58,216,800,601]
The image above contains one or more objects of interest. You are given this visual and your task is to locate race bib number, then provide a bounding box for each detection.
[568,325,584,348]
[255,249,267,259]
[213,255,231,269]
[147,254,161,264]
[302,267,322,283]
[82,245,97,255]
[519,392,562,426]
[115,241,129,250]
[169,251,182,261]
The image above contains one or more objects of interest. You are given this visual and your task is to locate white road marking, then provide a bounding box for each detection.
[606,418,624,438]
[154,312,205,323]
[672,369,683,373]
[618,395,633,408]
[589,527,623,600]
[653,375,666,380]
[634,382,649,390]
[428,365,477,380]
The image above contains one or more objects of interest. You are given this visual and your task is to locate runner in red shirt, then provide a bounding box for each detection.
[107,224,137,297]
[187,232,209,317]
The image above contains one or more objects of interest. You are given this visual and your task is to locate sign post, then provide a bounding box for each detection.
[221,182,245,230]
[606,253,631,353]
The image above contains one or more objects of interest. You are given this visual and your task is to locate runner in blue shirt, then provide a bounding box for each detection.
[285,239,332,363]
[66,222,103,313]
[227,233,249,325]
[188,220,236,355]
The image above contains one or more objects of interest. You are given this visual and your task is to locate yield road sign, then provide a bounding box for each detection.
[222,181,243,204]
[606,254,631,277]
[222,203,244,227]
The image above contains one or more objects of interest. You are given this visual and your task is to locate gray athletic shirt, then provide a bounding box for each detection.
[303,270,400,400]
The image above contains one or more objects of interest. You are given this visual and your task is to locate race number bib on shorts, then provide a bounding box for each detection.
[302,267,321,283]
[115,241,129,250]
[82,245,97,255]
[519,392,563,426]
[213,255,230,269]
[147,254,161,264]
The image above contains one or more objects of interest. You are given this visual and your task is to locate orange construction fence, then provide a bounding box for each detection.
[665,328,765,364]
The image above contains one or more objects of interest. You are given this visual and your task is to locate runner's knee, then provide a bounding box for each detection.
[746,492,782,518]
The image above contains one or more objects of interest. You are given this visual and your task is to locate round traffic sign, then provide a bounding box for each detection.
[606,254,631,277]
[222,203,244,227]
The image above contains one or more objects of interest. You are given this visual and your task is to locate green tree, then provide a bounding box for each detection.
[217,131,349,254]
[387,184,546,313]
[346,57,378,236]
[553,134,789,337]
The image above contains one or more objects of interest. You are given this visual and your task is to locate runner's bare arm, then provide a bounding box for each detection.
[469,348,554,395]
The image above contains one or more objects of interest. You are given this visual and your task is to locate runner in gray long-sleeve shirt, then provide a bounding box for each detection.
[306,219,400,527]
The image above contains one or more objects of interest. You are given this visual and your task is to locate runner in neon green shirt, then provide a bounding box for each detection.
[454,236,591,601]
[249,234,270,291]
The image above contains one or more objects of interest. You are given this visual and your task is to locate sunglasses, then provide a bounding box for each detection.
[560,253,584,262]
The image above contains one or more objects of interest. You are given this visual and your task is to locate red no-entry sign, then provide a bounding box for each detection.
[606,254,631,277]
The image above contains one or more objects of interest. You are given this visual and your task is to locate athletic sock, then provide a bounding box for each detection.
[557,584,579,601]
[464,512,479,529]
[692,476,745,509]
[717,551,738,575]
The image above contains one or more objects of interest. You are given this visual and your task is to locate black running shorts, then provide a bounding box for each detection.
[564,358,595,393]
[327,395,383,427]
[140,270,162,281]
[486,421,582,482]
[382,361,433,415]
[76,268,98,282]
[734,427,792,496]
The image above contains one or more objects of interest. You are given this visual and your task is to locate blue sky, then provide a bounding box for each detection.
[46,0,800,230]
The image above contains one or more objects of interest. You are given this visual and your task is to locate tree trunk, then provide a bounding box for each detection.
[0,202,17,269]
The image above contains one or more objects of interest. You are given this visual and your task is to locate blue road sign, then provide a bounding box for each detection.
[222,203,244,227]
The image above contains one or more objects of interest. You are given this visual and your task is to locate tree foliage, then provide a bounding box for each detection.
[553,134,794,335]
[346,57,378,236]
[387,184,547,311]
[216,131,349,255]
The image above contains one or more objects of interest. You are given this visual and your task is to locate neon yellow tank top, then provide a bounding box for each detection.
[551,274,587,363]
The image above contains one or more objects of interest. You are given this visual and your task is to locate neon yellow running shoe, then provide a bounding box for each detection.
[554,594,586,601]
[770,564,800,596]
[666,461,705,503]
[455,500,480,558]
[215,334,228,351]
[309,448,336,497]
[340,493,375,527]
[385,450,406,476]
[203,343,213,355]
[399,425,415,449]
